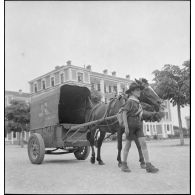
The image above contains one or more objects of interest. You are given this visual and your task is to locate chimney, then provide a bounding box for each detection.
[55,66,60,70]
[19,89,22,94]
[112,71,116,76]
[126,74,130,79]
[103,69,108,75]
[86,65,92,71]
[66,60,71,66]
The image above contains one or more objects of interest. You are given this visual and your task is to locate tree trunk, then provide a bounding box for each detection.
[21,129,24,148]
[18,132,21,145]
[177,103,184,145]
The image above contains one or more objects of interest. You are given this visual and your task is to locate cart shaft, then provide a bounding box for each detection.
[69,115,117,131]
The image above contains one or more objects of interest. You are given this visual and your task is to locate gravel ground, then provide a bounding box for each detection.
[5,138,190,194]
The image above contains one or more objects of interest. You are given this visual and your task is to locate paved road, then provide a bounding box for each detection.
[5,138,190,194]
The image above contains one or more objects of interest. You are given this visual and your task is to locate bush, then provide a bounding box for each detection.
[153,135,158,139]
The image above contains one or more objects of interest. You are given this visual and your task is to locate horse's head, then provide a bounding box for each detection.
[135,78,164,112]
[134,78,165,122]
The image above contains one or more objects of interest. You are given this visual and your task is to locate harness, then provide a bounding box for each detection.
[88,97,121,142]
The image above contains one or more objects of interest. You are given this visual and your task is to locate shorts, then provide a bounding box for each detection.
[126,116,145,140]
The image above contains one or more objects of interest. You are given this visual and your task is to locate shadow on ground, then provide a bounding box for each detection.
[43,159,80,164]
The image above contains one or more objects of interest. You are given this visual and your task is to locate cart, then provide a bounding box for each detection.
[27,84,117,164]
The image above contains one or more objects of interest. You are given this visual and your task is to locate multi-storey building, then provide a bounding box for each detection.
[5,90,31,144]
[143,100,174,138]
[28,60,174,138]
[5,90,30,107]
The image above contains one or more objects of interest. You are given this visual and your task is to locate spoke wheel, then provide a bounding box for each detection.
[28,133,45,164]
[74,146,90,160]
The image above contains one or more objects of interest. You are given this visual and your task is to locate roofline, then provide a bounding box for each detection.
[90,71,132,83]
[28,65,67,83]
[28,64,132,84]
[5,90,30,95]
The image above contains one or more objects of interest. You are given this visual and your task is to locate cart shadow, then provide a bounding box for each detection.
[43,159,80,164]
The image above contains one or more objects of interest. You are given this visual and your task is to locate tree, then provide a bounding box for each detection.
[5,100,30,147]
[90,89,102,105]
[152,60,190,145]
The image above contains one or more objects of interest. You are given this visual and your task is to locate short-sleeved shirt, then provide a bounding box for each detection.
[121,97,144,139]
[122,97,143,118]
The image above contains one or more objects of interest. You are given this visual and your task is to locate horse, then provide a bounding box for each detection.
[85,78,165,166]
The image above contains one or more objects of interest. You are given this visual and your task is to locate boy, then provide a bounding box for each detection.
[121,82,159,173]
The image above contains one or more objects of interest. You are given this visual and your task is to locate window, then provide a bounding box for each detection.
[97,84,101,91]
[91,83,95,90]
[60,73,64,84]
[51,77,55,87]
[78,72,83,82]
[42,80,46,90]
[105,98,108,104]
[34,84,37,93]
[167,124,170,131]
[113,86,117,93]
[147,124,150,132]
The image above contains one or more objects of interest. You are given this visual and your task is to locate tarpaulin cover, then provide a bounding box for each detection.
[30,84,91,130]
[58,85,91,124]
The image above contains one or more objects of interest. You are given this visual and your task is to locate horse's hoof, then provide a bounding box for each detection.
[98,160,105,165]
[90,157,95,164]
[118,162,122,168]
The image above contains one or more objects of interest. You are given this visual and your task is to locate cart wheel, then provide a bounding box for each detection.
[28,133,45,164]
[74,146,90,160]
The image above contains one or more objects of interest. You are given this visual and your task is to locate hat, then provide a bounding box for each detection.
[125,82,142,94]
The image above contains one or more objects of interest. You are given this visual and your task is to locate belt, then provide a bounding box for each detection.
[128,115,139,118]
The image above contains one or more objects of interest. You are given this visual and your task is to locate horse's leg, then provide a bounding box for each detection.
[117,128,124,167]
[96,129,106,165]
[134,137,146,168]
[86,128,96,164]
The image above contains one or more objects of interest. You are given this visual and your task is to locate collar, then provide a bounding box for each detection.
[128,95,140,103]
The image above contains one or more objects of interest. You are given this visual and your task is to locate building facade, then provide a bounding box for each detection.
[28,60,174,138]
[143,100,174,138]
[5,90,31,144]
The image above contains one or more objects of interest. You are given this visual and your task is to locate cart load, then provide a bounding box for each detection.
[30,84,91,130]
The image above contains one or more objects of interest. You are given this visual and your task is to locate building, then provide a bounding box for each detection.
[28,60,131,101]
[28,60,174,139]
[5,89,31,107]
[143,100,174,138]
[5,90,31,144]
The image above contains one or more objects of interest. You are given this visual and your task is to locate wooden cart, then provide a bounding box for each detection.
[27,84,116,164]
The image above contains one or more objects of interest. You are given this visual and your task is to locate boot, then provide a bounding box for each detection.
[121,162,131,172]
[140,162,146,169]
[146,162,159,173]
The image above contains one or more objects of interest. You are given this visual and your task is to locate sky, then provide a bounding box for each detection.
[4,1,190,127]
